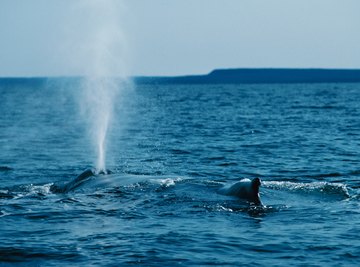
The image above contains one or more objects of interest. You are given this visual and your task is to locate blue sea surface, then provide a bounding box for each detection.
[1,80,360,266]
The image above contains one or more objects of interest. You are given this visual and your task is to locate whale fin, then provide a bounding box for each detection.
[250,178,262,206]
[251,177,261,194]
[219,177,263,206]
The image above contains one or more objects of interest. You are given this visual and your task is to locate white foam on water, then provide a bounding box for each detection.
[263,181,350,198]
[150,177,184,187]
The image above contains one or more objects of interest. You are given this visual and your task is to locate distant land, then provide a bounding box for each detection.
[133,68,360,84]
[1,68,360,85]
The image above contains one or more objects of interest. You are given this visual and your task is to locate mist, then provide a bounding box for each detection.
[62,0,130,171]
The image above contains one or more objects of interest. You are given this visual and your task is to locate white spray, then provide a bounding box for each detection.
[68,0,129,172]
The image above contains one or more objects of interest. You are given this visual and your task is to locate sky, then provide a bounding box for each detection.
[0,0,359,77]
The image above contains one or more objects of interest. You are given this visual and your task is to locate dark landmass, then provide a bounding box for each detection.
[133,68,360,84]
[1,68,360,85]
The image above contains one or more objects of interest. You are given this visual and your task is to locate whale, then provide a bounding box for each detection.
[219,178,262,206]
[50,168,111,193]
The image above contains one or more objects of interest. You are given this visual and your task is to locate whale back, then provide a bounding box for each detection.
[50,169,112,193]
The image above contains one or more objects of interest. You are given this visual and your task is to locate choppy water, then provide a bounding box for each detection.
[1,80,360,266]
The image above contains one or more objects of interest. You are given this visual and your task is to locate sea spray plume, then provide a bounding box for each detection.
[70,0,129,173]
[81,78,118,173]
[71,0,129,77]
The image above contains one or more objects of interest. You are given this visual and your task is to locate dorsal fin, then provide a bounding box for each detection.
[251,178,261,194]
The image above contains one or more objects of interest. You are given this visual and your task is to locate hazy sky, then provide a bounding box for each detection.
[0,0,359,77]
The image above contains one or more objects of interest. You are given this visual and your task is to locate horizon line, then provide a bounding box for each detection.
[1,67,360,79]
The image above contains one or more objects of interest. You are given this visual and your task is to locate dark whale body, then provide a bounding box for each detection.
[219,178,262,205]
[51,169,111,193]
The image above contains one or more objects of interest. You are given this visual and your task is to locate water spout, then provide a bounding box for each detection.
[70,0,128,172]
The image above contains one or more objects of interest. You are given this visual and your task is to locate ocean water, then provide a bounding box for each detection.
[1,80,360,266]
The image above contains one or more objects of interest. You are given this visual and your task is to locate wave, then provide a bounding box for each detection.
[263,181,350,198]
[301,170,360,179]
[291,105,346,110]
[0,246,80,262]
[149,177,184,187]
[0,166,12,171]
[303,172,343,178]
[0,183,54,200]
